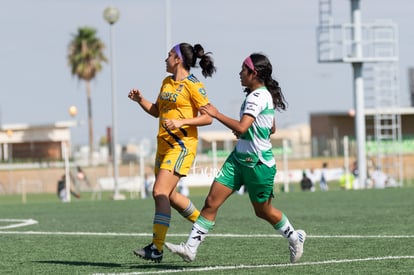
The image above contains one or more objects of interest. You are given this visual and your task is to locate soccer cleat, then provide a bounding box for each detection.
[133,243,163,263]
[289,230,306,263]
[165,242,196,262]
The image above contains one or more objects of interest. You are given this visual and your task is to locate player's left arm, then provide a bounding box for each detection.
[166,112,212,129]
[216,112,254,135]
[190,105,213,126]
[164,85,212,130]
[180,84,213,126]
[200,103,254,134]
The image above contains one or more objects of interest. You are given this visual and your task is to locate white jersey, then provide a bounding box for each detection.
[234,87,275,168]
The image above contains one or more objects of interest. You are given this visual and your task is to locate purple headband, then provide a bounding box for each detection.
[173,44,183,60]
[243,56,255,71]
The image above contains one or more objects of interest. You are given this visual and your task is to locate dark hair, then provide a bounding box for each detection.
[245,53,287,111]
[176,43,216,78]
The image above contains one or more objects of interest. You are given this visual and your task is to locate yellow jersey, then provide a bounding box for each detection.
[156,74,209,153]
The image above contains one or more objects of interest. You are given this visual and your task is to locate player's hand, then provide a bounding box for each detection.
[128,89,143,103]
[200,103,219,118]
[164,119,183,130]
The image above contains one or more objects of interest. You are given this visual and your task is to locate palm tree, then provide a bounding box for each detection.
[67,26,107,165]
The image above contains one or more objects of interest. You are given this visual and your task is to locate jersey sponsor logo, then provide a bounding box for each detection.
[245,157,253,162]
[246,101,258,106]
[160,91,178,102]
[246,106,256,112]
[246,101,258,111]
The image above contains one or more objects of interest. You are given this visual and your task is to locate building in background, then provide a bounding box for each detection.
[0,121,76,162]
[310,108,414,158]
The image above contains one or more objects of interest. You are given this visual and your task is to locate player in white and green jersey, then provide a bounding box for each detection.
[165,53,306,264]
[216,85,276,203]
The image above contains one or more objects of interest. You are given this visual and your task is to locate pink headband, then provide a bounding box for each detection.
[243,56,255,71]
[173,44,183,60]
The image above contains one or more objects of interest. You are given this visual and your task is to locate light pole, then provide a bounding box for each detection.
[62,105,78,203]
[103,7,124,200]
[6,130,14,198]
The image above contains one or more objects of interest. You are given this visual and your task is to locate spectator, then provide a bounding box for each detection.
[307,168,317,192]
[351,161,360,189]
[339,168,354,190]
[143,174,154,199]
[76,166,90,187]
[300,171,312,191]
[370,166,387,189]
[57,174,80,202]
[319,162,329,191]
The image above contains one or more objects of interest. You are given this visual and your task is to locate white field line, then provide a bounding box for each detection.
[0,219,38,229]
[0,225,412,275]
[0,230,413,239]
[91,256,414,275]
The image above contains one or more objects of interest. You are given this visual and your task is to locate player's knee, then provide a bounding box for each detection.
[153,189,169,201]
[253,203,271,220]
[254,209,267,219]
[203,195,219,211]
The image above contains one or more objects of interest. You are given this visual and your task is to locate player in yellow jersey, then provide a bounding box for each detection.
[128,43,216,263]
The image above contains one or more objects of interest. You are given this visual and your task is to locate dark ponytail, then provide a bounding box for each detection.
[248,53,287,111]
[177,43,217,78]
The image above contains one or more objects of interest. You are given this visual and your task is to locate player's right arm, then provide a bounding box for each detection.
[128,88,159,118]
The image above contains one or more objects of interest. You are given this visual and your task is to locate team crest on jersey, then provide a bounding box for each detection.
[198,88,207,97]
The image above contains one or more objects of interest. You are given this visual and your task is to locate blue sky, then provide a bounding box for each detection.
[1,0,413,146]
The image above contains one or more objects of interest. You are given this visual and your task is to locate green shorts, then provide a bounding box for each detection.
[215,152,276,203]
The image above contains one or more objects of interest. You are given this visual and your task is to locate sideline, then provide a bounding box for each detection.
[91,256,414,275]
[0,219,38,230]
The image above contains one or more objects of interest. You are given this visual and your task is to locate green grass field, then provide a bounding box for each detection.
[0,186,413,274]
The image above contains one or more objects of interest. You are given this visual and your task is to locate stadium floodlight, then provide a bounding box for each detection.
[103,7,125,200]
